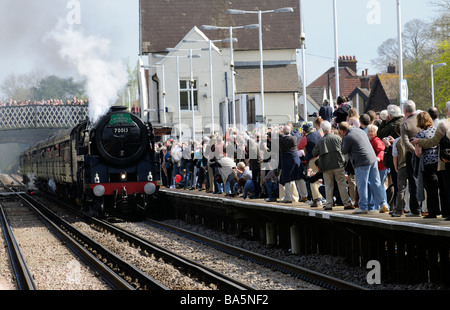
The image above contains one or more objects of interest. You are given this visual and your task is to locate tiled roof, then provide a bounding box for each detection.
[306,86,327,108]
[377,73,400,102]
[140,0,301,54]
[365,73,399,112]
[235,63,301,93]
[307,66,359,98]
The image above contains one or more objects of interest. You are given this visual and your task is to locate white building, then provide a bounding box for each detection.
[139,0,303,139]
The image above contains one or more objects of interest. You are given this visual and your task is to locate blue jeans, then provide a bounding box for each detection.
[224,173,237,194]
[367,168,389,210]
[172,161,181,186]
[264,181,278,199]
[354,162,388,211]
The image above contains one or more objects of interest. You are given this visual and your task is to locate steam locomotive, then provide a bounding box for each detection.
[19,106,161,218]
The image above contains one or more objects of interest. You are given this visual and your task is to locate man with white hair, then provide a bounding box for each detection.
[312,121,353,210]
[400,100,422,216]
[411,101,450,219]
[377,104,403,140]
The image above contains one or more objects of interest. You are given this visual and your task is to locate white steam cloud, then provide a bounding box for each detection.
[47,21,128,122]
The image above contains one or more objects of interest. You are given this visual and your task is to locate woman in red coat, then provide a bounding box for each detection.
[367,124,389,213]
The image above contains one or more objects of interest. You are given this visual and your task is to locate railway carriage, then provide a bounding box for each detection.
[20,106,161,218]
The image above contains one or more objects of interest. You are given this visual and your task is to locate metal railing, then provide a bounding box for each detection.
[0,105,88,130]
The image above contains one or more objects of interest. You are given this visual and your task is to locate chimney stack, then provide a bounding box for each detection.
[338,55,357,73]
[387,63,397,74]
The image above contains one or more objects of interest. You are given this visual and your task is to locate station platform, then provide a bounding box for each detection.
[154,187,450,286]
[158,188,450,238]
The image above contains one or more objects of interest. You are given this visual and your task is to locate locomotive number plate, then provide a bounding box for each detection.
[113,127,130,134]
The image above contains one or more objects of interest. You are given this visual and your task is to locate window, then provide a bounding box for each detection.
[180,80,198,111]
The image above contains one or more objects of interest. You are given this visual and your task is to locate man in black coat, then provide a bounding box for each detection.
[319,99,333,122]
[279,125,302,203]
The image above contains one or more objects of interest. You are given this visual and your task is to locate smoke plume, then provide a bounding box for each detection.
[47,21,128,122]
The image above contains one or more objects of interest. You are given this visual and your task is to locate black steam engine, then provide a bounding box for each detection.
[20,106,161,218]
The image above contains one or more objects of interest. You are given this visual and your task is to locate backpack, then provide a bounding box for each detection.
[382,145,395,170]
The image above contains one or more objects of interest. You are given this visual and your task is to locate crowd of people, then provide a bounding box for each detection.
[0,97,88,107]
[155,96,450,220]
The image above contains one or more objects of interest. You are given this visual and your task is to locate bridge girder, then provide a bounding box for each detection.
[0,105,88,146]
[0,128,67,146]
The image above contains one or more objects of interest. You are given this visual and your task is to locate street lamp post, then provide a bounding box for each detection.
[299,0,307,122]
[183,37,238,134]
[201,24,258,129]
[227,7,294,123]
[431,62,447,107]
[154,53,201,139]
[166,48,203,141]
[332,0,340,100]
[397,0,404,110]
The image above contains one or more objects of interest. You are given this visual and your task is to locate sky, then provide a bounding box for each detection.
[301,0,439,85]
[0,0,140,92]
[0,0,441,98]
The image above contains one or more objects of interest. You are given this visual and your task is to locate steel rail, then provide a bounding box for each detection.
[34,189,252,290]
[0,202,37,290]
[16,192,168,290]
[145,219,369,290]
[85,214,256,290]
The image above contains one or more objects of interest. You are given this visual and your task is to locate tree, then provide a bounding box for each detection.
[430,0,450,42]
[371,38,400,73]
[0,69,46,101]
[371,19,434,72]
[116,58,139,110]
[402,19,434,63]
[371,13,450,111]
[31,75,86,101]
[433,41,450,114]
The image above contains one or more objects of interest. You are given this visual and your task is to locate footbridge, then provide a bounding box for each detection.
[0,105,88,146]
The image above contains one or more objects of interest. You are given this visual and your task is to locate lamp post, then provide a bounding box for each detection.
[227,7,294,123]
[201,24,258,129]
[299,0,307,122]
[396,0,404,110]
[141,64,166,124]
[431,62,446,107]
[166,48,202,141]
[154,53,201,139]
[332,0,340,100]
[183,37,238,134]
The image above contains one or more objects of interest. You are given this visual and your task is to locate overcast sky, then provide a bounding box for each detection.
[0,0,139,85]
[0,0,439,89]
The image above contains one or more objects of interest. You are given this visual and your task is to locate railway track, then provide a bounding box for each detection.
[0,185,112,290]
[0,178,254,290]
[20,193,168,290]
[59,205,256,290]
[142,219,368,290]
[0,200,37,290]
[0,182,164,290]
[0,174,366,291]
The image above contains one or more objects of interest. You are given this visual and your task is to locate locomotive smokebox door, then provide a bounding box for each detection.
[94,110,149,166]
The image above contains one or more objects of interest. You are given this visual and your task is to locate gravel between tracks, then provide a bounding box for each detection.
[114,220,322,290]
[0,201,110,290]
[141,219,448,290]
